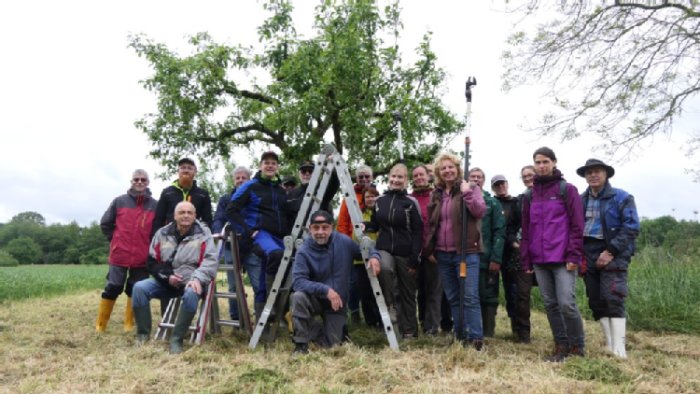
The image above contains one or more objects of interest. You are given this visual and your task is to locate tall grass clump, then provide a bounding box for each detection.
[626,247,700,334]
[0,264,104,303]
[525,247,700,335]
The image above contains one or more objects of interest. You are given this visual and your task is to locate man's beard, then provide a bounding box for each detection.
[314,236,329,245]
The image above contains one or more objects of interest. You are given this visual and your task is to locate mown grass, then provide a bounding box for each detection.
[1,291,699,393]
[524,247,700,335]
[0,264,105,303]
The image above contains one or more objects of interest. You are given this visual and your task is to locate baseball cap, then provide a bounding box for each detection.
[490,174,507,187]
[260,150,279,162]
[178,157,196,167]
[299,160,315,171]
[309,210,334,225]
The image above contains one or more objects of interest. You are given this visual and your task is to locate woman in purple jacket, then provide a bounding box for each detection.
[520,147,585,362]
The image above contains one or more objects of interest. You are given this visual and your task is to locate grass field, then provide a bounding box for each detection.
[1,290,699,393]
[1,258,700,393]
[0,265,104,303]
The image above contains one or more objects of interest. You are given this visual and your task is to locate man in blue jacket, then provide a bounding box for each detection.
[578,159,639,359]
[290,210,381,354]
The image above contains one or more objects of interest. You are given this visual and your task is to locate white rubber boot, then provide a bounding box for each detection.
[610,317,627,358]
[599,317,613,353]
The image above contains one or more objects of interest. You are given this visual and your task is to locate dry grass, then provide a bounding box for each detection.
[1,291,699,394]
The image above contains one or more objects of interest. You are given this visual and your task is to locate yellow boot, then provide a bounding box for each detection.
[124,297,135,332]
[96,298,116,333]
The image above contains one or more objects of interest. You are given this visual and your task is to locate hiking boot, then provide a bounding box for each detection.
[292,342,309,355]
[544,343,569,362]
[350,310,361,325]
[569,345,585,358]
[461,339,484,351]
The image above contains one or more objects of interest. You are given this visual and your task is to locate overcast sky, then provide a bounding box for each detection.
[2,0,699,226]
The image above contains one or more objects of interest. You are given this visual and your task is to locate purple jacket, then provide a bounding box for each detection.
[520,170,583,271]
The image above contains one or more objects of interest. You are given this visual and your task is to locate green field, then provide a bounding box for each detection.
[0,264,105,303]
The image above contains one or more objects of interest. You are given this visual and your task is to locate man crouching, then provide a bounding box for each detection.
[290,210,381,354]
[131,201,218,354]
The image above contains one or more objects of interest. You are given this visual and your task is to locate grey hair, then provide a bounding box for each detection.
[132,169,149,179]
[356,165,373,177]
[232,166,252,178]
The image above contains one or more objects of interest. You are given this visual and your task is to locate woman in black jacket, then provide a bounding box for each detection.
[368,163,423,338]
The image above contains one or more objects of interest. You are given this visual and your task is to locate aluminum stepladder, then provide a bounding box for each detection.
[208,224,253,336]
[248,144,400,350]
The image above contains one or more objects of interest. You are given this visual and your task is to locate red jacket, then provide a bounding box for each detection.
[336,183,365,237]
[100,188,158,268]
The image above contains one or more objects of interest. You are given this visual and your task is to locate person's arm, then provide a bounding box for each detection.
[200,190,213,230]
[463,183,486,218]
[150,191,168,239]
[292,250,330,297]
[146,233,174,285]
[519,195,532,272]
[488,198,506,272]
[409,199,424,269]
[225,183,254,237]
[605,192,640,270]
[336,200,353,237]
[564,183,584,266]
[192,231,219,286]
[100,198,118,241]
[212,194,230,235]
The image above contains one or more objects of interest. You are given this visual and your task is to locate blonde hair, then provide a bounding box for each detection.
[389,163,409,189]
[432,153,463,189]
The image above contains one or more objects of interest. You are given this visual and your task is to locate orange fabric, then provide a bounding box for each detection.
[336,188,364,237]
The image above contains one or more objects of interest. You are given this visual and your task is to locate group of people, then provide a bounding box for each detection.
[94,146,639,361]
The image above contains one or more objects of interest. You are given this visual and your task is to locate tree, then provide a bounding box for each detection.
[129,0,462,177]
[11,211,46,226]
[5,236,43,264]
[502,1,700,158]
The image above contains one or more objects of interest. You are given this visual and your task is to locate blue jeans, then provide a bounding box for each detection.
[132,278,203,314]
[224,247,263,318]
[436,251,482,341]
[534,263,585,348]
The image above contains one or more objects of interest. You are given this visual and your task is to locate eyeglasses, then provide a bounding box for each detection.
[300,169,313,175]
[132,178,148,183]
[357,174,371,180]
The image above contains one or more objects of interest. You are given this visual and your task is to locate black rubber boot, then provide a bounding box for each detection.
[169,308,196,354]
[133,305,152,345]
[481,305,498,338]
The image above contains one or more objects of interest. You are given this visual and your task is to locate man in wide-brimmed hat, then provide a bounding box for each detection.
[577,158,640,359]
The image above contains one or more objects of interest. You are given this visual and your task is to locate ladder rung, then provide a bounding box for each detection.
[218,266,235,271]
[216,320,241,328]
[215,292,238,299]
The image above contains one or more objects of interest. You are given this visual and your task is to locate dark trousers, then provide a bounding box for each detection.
[583,238,628,319]
[355,264,380,326]
[502,268,533,337]
[291,292,346,347]
[101,265,148,300]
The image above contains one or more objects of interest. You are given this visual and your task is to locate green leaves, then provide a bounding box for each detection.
[130,0,461,176]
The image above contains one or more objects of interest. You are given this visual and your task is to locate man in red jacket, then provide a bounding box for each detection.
[96,169,158,333]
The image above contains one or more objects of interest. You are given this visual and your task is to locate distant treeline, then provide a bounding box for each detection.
[1,212,698,267]
[0,212,108,267]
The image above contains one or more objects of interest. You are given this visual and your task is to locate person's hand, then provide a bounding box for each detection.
[186,278,202,295]
[427,255,437,265]
[488,262,500,274]
[459,179,472,193]
[525,269,534,274]
[251,230,259,239]
[367,257,381,277]
[513,241,520,249]
[168,274,184,287]
[327,288,343,311]
[596,251,614,269]
[566,262,578,271]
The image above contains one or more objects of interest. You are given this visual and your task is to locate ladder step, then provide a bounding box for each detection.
[215,292,239,299]
[216,320,241,328]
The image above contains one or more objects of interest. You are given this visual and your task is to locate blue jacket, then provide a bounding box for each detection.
[581,182,639,269]
[225,172,290,239]
[292,232,380,308]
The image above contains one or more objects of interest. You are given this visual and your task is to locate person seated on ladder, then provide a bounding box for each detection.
[290,210,381,354]
[225,151,290,320]
[131,201,219,354]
